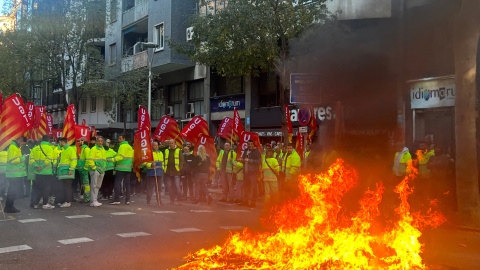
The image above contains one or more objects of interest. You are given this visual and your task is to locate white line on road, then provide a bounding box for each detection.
[152,211,176,214]
[58,238,94,245]
[220,226,244,230]
[227,210,251,213]
[117,232,151,238]
[18,218,46,223]
[190,210,214,213]
[170,228,203,233]
[111,212,136,216]
[66,215,92,219]
[0,245,32,254]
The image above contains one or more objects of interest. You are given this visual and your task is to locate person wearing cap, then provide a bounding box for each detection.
[56,137,77,208]
[89,137,97,148]
[86,136,106,207]
[76,137,91,203]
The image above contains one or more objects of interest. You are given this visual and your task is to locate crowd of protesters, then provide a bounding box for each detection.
[0,134,309,214]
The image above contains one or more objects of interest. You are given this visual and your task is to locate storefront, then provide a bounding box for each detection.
[209,94,246,137]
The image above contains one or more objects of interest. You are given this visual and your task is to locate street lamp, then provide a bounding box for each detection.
[141,42,158,119]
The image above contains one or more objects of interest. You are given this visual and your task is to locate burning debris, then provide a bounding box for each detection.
[174,159,446,269]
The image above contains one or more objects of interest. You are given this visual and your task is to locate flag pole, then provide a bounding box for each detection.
[154,164,162,206]
[0,197,6,219]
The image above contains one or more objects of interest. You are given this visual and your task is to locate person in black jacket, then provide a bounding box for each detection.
[241,140,262,207]
[192,145,212,204]
[181,145,195,200]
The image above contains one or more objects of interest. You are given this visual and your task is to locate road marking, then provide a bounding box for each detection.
[66,215,92,219]
[170,228,203,233]
[117,232,151,238]
[58,238,94,245]
[111,212,136,216]
[190,210,214,213]
[18,218,46,223]
[152,211,176,214]
[0,216,16,222]
[220,226,244,230]
[0,245,32,254]
[227,210,251,213]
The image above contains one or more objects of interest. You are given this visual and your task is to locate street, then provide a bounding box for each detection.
[0,189,262,270]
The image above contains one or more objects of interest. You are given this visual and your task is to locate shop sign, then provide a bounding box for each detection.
[290,73,319,104]
[210,95,245,112]
[410,78,455,109]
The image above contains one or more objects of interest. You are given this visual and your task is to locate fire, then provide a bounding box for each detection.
[174,159,446,269]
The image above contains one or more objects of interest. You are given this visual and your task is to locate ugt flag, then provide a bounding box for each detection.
[63,104,76,145]
[138,106,151,132]
[134,129,153,180]
[153,115,183,148]
[216,117,234,143]
[75,125,91,155]
[0,94,32,151]
[233,107,244,141]
[192,133,218,179]
[236,131,261,162]
[180,116,209,145]
[46,114,53,136]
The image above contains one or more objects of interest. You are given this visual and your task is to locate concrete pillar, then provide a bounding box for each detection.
[453,0,480,228]
[203,66,211,129]
[244,75,251,131]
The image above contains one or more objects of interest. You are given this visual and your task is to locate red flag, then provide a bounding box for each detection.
[62,104,76,145]
[216,117,234,143]
[192,134,218,178]
[233,107,244,142]
[0,93,2,116]
[285,104,293,143]
[153,115,183,148]
[296,128,305,161]
[81,119,86,126]
[134,129,153,179]
[53,129,63,140]
[30,106,47,140]
[46,114,53,136]
[0,94,32,151]
[26,102,34,123]
[180,116,209,145]
[91,126,97,137]
[138,106,151,132]
[236,131,261,162]
[75,124,91,154]
[308,107,317,144]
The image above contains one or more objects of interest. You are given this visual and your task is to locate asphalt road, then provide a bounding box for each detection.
[0,192,263,270]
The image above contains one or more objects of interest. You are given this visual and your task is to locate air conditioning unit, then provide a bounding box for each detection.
[133,42,143,54]
[186,103,195,114]
[167,106,174,116]
[186,26,194,42]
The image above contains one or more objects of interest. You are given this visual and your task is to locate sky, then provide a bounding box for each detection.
[0,0,5,15]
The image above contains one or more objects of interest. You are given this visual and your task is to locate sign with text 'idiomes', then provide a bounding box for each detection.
[210,95,245,112]
[410,77,455,109]
[290,73,319,104]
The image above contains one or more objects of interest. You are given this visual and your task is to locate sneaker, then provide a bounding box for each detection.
[125,201,130,205]
[42,204,55,210]
[4,207,20,213]
[90,201,101,207]
[109,201,121,205]
[60,202,71,208]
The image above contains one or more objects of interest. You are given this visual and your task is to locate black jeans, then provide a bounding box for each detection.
[36,174,55,205]
[101,170,115,198]
[243,172,258,204]
[62,179,73,203]
[114,171,131,202]
[5,177,23,209]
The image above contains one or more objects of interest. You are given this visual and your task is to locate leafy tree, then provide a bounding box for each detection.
[172,0,331,143]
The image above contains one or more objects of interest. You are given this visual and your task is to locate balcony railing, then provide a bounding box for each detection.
[122,0,148,28]
[121,50,147,73]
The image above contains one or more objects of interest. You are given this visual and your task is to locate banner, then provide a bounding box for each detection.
[138,106,151,132]
[296,128,304,161]
[236,131,261,161]
[75,125,91,154]
[285,104,293,143]
[0,94,32,151]
[153,115,183,148]
[192,133,218,178]
[46,114,53,136]
[30,106,47,140]
[62,104,76,145]
[180,116,209,145]
[26,102,34,123]
[233,107,244,141]
[216,117,234,143]
[53,129,63,140]
[134,129,153,179]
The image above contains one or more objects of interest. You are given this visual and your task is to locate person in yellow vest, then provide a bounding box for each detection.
[262,149,280,205]
[418,141,435,176]
[163,139,185,205]
[216,142,237,203]
[233,161,243,204]
[30,135,57,210]
[392,143,412,178]
[86,136,106,207]
[108,134,134,205]
[142,141,164,205]
[57,137,77,208]
[0,147,7,201]
[51,138,64,206]
[281,143,301,199]
[4,136,27,213]
[76,137,91,202]
[100,141,116,201]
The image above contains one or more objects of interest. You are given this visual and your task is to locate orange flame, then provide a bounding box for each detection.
[174,159,446,269]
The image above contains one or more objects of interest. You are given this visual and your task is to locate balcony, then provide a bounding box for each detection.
[122,0,148,29]
[121,50,147,73]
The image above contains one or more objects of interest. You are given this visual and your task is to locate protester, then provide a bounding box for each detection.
[392,142,412,179]
[100,141,116,200]
[21,140,32,197]
[192,145,212,204]
[56,137,77,208]
[281,143,301,199]
[87,136,106,207]
[31,135,56,210]
[0,147,7,201]
[217,142,237,203]
[108,134,134,205]
[76,137,91,203]
[3,136,27,213]
[233,161,244,204]
[427,145,455,213]
[241,140,262,208]
[163,139,185,205]
[262,149,280,206]
[143,141,164,205]
[181,145,194,200]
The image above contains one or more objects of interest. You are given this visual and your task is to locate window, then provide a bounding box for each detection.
[153,23,165,51]
[109,43,116,65]
[90,96,97,113]
[109,0,118,22]
[81,97,87,113]
[188,80,204,117]
[198,0,228,16]
[259,71,280,107]
[168,84,183,118]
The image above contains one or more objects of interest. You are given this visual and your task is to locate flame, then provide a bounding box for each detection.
[174,159,446,269]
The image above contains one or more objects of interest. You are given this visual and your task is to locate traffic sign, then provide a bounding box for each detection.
[290,73,319,104]
[299,126,308,133]
[298,106,312,126]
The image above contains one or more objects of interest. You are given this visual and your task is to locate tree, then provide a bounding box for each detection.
[172,0,330,143]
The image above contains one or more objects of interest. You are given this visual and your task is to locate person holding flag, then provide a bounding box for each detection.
[4,136,27,213]
[142,141,164,205]
[108,134,134,205]
[163,139,185,205]
[56,137,77,208]
[76,137,91,203]
[30,135,57,210]
[86,136,107,207]
[216,142,237,203]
